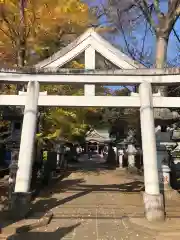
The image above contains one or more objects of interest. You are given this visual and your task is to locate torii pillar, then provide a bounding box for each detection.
[139,82,165,221]
[12,81,39,218]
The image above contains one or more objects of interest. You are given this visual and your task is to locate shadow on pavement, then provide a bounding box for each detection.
[28,177,91,217]
[0,172,72,228]
[30,189,92,217]
[69,153,117,174]
[29,178,144,220]
[31,172,72,200]
[68,164,116,175]
[65,180,145,193]
[7,223,81,240]
[36,177,86,198]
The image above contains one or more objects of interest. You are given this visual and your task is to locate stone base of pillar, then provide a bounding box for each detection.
[10,192,32,220]
[127,166,138,174]
[116,166,126,171]
[117,166,126,170]
[143,192,165,222]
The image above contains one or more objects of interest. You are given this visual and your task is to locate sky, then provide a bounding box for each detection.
[84,0,180,91]
[85,0,180,67]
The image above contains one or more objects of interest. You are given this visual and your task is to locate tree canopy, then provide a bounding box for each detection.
[0,0,93,67]
[0,0,145,145]
[90,0,180,68]
[0,0,98,143]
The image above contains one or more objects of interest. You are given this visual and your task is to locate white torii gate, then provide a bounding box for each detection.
[1,28,180,221]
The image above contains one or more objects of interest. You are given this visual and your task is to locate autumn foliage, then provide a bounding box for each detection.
[0,0,103,143]
[0,1,128,144]
[0,0,92,67]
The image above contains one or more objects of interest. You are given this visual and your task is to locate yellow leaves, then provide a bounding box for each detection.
[45,130,60,140]
[36,133,43,139]
[32,0,89,33]
[60,0,88,14]
[0,0,92,66]
[0,120,10,128]
[72,88,84,96]
[86,107,99,113]
[70,60,84,69]
[0,1,99,142]
[51,108,77,121]
[71,123,88,136]
[40,106,91,142]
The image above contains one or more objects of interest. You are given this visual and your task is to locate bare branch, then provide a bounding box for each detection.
[168,0,180,20]
[0,4,19,40]
[135,0,157,32]
[173,27,180,44]
[130,4,153,24]
[26,7,37,38]
[140,16,148,60]
[0,27,15,44]
[176,5,180,16]
[153,0,161,15]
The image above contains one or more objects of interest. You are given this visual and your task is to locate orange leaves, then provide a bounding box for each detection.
[0,0,91,66]
[70,60,85,69]
[34,0,90,34]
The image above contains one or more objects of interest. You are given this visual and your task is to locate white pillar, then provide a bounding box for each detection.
[139,82,164,221]
[139,82,159,195]
[84,46,95,96]
[15,81,39,193]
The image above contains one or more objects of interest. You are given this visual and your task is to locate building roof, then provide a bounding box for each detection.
[35,28,143,70]
[85,128,111,143]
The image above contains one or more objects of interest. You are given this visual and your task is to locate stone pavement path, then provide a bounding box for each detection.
[2,154,180,240]
[2,154,180,239]
[7,154,156,240]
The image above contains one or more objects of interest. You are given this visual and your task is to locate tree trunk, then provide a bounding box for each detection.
[16,0,27,93]
[17,41,26,68]
[16,41,26,93]
[18,0,26,68]
[155,36,168,69]
[154,36,168,96]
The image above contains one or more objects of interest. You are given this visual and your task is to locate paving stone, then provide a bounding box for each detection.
[2,155,180,240]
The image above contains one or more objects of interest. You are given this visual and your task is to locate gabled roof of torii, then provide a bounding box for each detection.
[35,28,144,69]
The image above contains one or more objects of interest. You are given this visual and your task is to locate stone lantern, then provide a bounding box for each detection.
[154,108,180,198]
[116,140,126,169]
[54,138,66,169]
[124,129,137,172]
[171,128,180,189]
[8,157,18,203]
[56,143,61,167]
